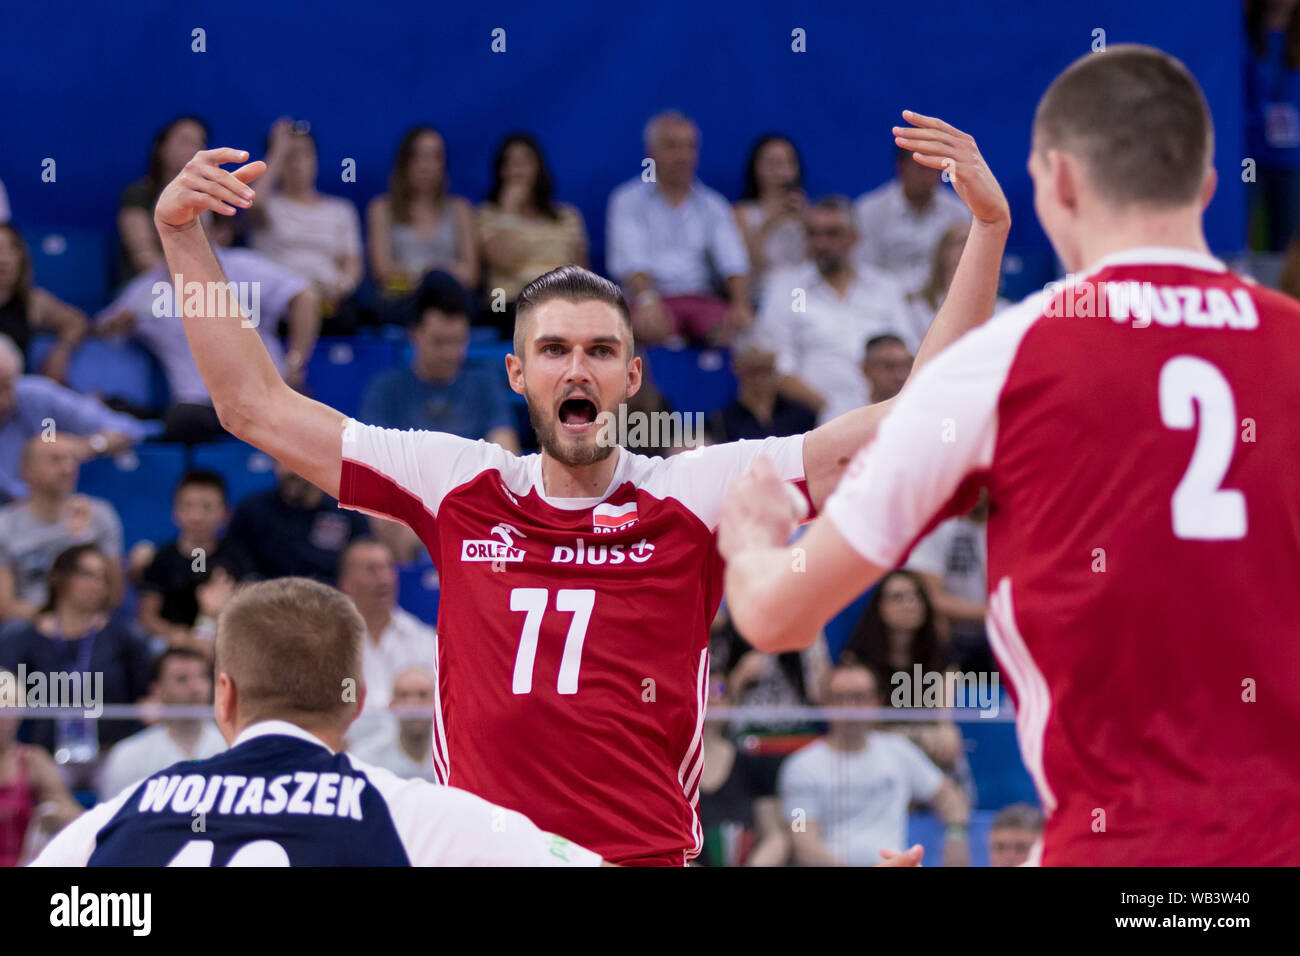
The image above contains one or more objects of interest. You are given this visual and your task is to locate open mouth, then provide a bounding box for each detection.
[558,397,599,432]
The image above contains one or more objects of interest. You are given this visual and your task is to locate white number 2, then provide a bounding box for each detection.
[510,588,595,695]
[1158,356,1247,540]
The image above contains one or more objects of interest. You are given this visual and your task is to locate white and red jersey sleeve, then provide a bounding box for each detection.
[823,290,1046,567]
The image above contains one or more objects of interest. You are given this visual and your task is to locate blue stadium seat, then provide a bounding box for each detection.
[191,442,278,508]
[908,809,996,867]
[396,562,440,627]
[823,588,873,663]
[27,336,166,413]
[961,698,1038,810]
[19,226,112,315]
[77,444,187,548]
[645,346,737,416]
[1000,247,1059,302]
[304,337,400,419]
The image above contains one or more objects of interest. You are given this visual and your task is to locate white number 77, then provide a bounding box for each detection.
[510,588,595,695]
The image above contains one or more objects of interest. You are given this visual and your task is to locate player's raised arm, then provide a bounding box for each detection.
[802,112,1009,509]
[154,148,346,498]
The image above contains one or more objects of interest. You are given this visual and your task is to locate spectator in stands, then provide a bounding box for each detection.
[0,545,155,772]
[96,647,225,800]
[96,212,320,443]
[350,665,440,782]
[838,570,966,780]
[0,224,88,384]
[0,335,145,503]
[249,118,364,332]
[367,126,477,324]
[697,658,788,866]
[706,343,816,443]
[862,333,913,405]
[1246,0,1300,250]
[733,135,808,294]
[0,666,84,866]
[225,462,368,585]
[854,145,970,294]
[359,274,520,451]
[336,539,438,746]
[902,221,970,348]
[606,110,752,345]
[136,471,250,653]
[476,133,589,338]
[906,492,992,675]
[0,437,123,622]
[118,116,208,280]
[756,197,909,423]
[988,803,1043,867]
[778,663,970,866]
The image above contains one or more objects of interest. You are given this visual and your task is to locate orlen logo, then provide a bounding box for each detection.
[461,523,527,563]
[592,501,637,534]
[551,537,654,566]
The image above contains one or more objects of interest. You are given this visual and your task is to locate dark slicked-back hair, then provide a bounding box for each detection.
[512,265,632,355]
[1033,45,1212,208]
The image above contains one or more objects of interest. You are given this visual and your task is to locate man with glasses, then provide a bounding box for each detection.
[755,197,911,424]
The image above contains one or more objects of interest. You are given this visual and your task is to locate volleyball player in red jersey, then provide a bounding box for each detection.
[151,113,1008,864]
[722,46,1300,866]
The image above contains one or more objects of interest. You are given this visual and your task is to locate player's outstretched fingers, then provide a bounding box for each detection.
[876,844,925,867]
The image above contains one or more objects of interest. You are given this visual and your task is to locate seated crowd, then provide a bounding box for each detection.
[0,108,1034,866]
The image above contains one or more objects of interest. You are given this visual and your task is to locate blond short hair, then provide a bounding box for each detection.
[215,577,365,731]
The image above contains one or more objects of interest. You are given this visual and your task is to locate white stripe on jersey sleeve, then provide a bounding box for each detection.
[27,781,144,867]
[823,291,1047,569]
[340,420,521,518]
[345,755,603,866]
[636,433,805,531]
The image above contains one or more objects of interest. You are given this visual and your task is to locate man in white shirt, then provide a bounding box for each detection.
[757,197,910,423]
[778,663,969,866]
[854,147,971,294]
[351,665,440,782]
[606,110,753,345]
[97,647,226,799]
[337,539,438,746]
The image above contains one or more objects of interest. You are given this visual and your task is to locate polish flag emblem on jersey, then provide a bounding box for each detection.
[592,501,638,534]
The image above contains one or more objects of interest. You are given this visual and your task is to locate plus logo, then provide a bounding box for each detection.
[550,537,655,566]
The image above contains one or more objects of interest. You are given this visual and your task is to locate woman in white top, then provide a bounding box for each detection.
[250,118,364,320]
[732,135,808,296]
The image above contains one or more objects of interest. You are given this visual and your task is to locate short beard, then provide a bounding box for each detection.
[527,392,619,468]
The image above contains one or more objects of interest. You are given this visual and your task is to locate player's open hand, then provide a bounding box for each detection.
[893,111,1009,227]
[717,456,808,561]
[154,148,267,231]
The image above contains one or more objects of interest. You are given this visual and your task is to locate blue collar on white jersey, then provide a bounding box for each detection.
[232,719,336,753]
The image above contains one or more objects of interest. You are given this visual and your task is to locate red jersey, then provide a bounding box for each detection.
[340,425,806,863]
[825,247,1300,866]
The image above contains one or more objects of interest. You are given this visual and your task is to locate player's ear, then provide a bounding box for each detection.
[1049,149,1079,216]
[505,352,526,396]
[1199,165,1218,211]
[625,352,643,401]
[214,672,237,745]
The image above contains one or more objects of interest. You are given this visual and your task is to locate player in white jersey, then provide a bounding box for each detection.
[31,578,603,867]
